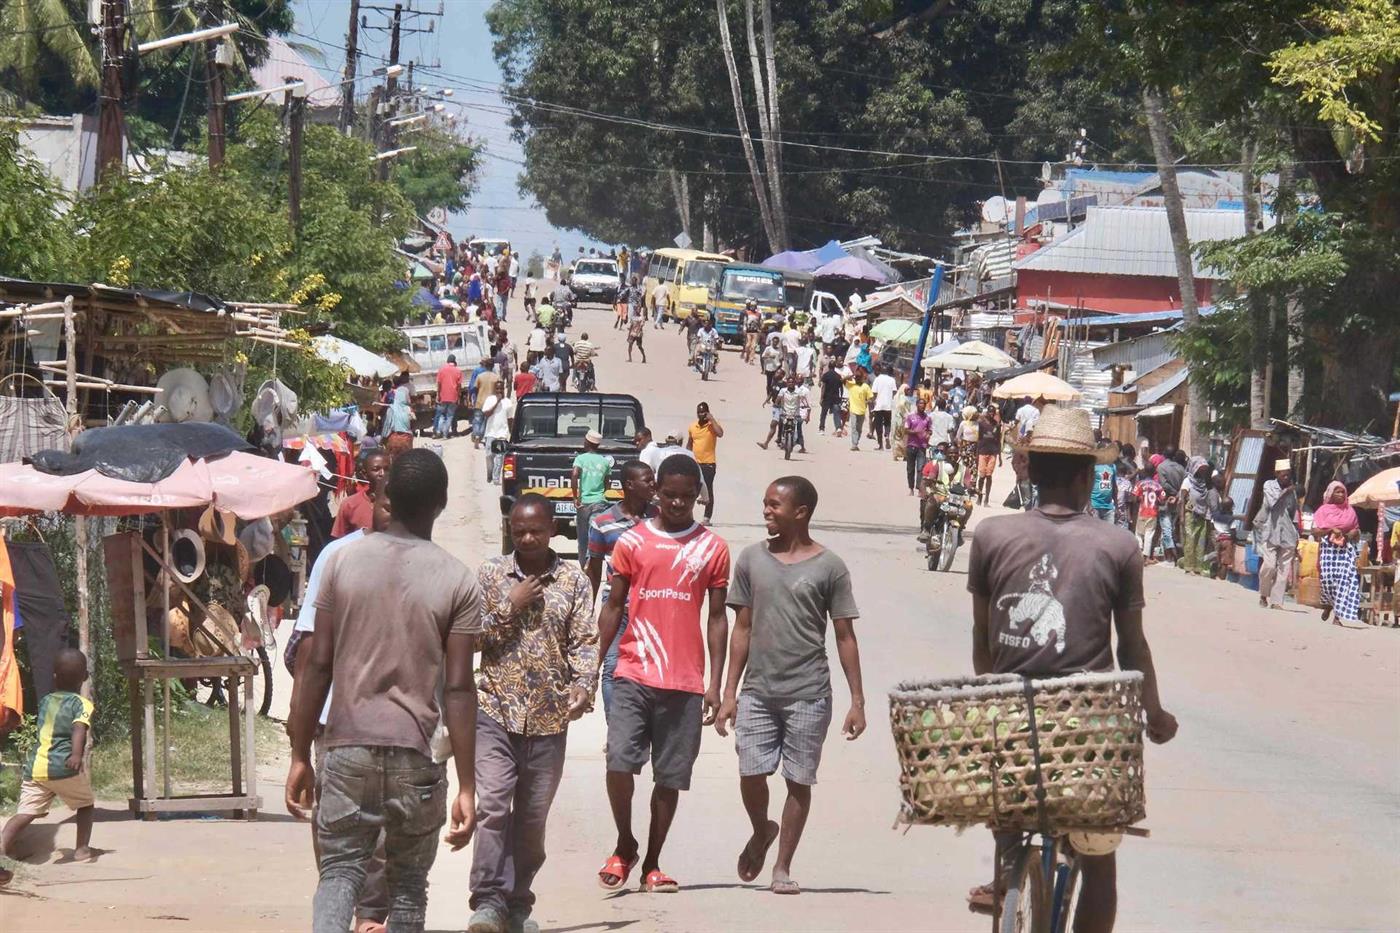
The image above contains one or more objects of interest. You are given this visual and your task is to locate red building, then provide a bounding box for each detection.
[1013,205,1256,315]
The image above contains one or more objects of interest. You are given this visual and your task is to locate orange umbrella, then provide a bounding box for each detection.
[992,370,1082,401]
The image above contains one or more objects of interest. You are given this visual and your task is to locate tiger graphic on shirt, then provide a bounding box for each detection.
[995,553,1067,654]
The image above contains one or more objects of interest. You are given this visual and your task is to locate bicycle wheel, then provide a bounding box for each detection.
[999,844,1050,933]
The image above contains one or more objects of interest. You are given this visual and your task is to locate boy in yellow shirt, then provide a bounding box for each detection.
[844,370,875,451]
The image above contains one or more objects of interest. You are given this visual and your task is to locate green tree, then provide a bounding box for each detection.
[0,116,73,278]
[391,124,482,217]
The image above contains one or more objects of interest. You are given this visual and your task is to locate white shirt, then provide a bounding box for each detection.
[641,441,694,475]
[652,282,671,310]
[872,373,898,411]
[1015,403,1040,436]
[794,345,815,378]
[484,397,516,440]
[930,409,956,442]
[509,257,520,278]
[818,315,840,344]
[527,327,548,353]
[293,529,366,725]
[782,329,801,353]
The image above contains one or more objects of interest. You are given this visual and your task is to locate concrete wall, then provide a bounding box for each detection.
[15,114,100,194]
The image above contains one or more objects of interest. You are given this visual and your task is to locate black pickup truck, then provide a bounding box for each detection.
[495,392,645,553]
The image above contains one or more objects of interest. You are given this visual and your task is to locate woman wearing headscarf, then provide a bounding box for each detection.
[1182,456,1217,574]
[956,405,980,485]
[380,375,415,461]
[1313,480,1361,625]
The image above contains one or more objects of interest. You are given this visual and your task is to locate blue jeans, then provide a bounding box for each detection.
[472,408,486,438]
[1092,507,1115,522]
[433,402,456,437]
[313,746,446,933]
[600,611,629,720]
[1160,511,1176,550]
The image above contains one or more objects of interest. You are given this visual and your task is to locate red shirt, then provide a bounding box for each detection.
[332,489,375,538]
[610,520,730,694]
[436,363,464,405]
[513,370,537,397]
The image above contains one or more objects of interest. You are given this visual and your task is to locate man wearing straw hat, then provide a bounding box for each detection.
[965,406,1178,928]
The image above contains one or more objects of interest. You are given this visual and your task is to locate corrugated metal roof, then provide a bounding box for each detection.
[1138,367,1189,404]
[1091,329,1180,372]
[1013,206,1260,279]
[253,36,336,105]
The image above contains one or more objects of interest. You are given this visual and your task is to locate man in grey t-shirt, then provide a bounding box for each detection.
[715,476,864,896]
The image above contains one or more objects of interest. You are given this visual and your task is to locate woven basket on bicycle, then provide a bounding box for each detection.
[889,671,1145,832]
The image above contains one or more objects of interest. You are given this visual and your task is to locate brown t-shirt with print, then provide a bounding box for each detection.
[967,509,1144,675]
[315,530,483,757]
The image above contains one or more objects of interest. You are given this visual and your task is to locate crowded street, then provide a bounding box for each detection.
[5,304,1396,932]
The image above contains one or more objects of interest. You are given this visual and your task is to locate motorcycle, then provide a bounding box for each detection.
[777,414,798,461]
[923,482,975,572]
[571,361,596,393]
[697,346,716,381]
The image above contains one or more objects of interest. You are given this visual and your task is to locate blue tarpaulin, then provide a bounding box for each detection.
[813,255,892,283]
[814,239,849,263]
[411,286,444,312]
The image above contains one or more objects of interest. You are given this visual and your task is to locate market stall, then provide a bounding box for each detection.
[0,429,318,819]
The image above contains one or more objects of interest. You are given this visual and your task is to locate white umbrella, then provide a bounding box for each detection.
[992,370,1082,401]
[314,335,400,379]
[1349,466,1400,509]
[921,339,1015,373]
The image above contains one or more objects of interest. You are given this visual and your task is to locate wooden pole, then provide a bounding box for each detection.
[63,297,93,700]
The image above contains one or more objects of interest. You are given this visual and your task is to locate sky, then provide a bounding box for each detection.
[289,0,607,261]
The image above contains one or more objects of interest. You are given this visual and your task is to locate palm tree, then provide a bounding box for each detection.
[0,0,100,94]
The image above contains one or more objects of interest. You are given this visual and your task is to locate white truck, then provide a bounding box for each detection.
[399,320,494,429]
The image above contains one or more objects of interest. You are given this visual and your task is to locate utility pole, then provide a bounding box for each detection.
[206,0,228,168]
[96,0,126,180]
[339,0,362,134]
[378,3,403,181]
[363,1,438,176]
[288,83,307,240]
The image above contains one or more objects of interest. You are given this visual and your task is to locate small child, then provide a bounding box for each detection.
[2,649,96,866]
[1133,468,1164,562]
[1212,494,1237,580]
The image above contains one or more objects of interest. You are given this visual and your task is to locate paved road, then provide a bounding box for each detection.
[7,302,1397,931]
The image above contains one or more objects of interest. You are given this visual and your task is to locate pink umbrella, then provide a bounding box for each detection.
[0,451,318,519]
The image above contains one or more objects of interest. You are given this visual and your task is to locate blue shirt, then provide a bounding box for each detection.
[586,502,659,607]
[1091,463,1116,511]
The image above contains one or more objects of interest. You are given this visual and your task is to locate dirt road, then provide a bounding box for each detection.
[6,305,1398,931]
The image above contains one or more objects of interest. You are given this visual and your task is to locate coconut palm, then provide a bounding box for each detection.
[0,0,100,93]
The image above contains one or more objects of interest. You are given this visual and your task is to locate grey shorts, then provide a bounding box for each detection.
[735,693,833,786]
[607,677,704,790]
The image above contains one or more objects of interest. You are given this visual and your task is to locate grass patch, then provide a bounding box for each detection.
[1,703,284,815]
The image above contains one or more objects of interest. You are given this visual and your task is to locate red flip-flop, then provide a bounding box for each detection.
[641,869,679,893]
[598,853,638,891]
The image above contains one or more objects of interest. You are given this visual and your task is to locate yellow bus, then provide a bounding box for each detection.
[642,248,731,320]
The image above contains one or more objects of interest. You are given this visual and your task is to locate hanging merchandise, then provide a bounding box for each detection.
[170,529,207,583]
[6,539,73,700]
[0,540,21,731]
[209,364,246,427]
[155,368,215,424]
[0,373,71,465]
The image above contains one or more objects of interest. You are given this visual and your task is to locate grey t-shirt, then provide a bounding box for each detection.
[315,530,483,757]
[727,544,859,700]
[967,509,1144,676]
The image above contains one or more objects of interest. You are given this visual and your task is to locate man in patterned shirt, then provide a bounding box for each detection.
[470,494,598,933]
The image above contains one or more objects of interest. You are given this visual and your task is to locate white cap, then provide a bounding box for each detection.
[1274,458,1291,472]
[585,429,603,445]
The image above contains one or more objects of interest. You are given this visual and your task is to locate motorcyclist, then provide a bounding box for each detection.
[918,441,965,542]
[571,331,598,391]
[550,279,574,327]
[757,374,810,453]
[695,312,721,374]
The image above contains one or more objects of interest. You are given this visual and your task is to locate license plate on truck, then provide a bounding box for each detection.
[556,501,576,515]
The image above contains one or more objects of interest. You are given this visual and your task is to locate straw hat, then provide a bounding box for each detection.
[197,505,237,545]
[170,529,206,583]
[1024,407,1117,463]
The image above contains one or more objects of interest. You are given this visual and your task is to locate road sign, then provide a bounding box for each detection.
[427,206,448,226]
[433,230,452,253]
[673,231,692,249]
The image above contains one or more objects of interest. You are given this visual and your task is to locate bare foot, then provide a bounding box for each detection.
[0,866,12,886]
[756,442,769,450]
[354,921,387,933]
[737,820,780,883]
[72,846,98,863]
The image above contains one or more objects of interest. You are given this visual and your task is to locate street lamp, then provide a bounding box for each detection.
[225,80,305,103]
[136,21,239,54]
[372,64,405,78]
[374,146,418,160]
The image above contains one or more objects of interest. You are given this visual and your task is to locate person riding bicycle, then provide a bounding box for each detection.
[964,407,1178,930]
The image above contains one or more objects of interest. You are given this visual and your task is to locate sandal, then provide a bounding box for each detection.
[640,869,679,893]
[770,878,801,895]
[597,853,638,891]
[967,882,997,915]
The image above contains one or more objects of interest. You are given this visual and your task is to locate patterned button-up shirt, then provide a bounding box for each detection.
[476,552,597,735]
